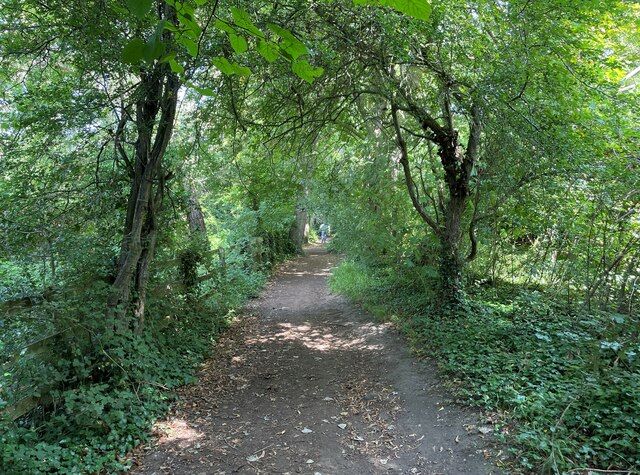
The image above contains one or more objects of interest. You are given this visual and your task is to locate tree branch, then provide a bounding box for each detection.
[464,102,482,171]
[391,105,442,236]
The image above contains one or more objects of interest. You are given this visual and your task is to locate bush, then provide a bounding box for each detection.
[0,247,270,474]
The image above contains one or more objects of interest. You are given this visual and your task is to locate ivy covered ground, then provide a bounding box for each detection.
[330,260,640,474]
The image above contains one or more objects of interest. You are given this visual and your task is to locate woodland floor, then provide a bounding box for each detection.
[132,244,501,475]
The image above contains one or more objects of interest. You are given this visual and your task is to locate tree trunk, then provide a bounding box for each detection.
[106,35,180,332]
[391,101,481,309]
[439,194,466,306]
[289,207,308,251]
[617,257,637,312]
[134,208,158,334]
[186,178,208,238]
[106,152,157,326]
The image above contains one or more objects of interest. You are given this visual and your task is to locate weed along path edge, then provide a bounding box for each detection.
[133,245,500,474]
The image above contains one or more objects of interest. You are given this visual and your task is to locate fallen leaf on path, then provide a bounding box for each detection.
[337,423,347,429]
[246,451,265,462]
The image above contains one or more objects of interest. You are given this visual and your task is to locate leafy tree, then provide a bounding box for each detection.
[278,0,638,306]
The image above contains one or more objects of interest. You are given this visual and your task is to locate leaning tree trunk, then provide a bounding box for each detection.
[106,31,180,332]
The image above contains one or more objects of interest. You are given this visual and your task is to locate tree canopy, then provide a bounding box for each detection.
[1,0,639,473]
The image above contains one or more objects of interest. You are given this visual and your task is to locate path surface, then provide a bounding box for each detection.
[134,245,499,474]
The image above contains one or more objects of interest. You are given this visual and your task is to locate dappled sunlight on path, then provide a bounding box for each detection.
[245,321,387,352]
[133,245,498,475]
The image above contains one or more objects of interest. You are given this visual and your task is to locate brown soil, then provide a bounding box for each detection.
[132,245,501,475]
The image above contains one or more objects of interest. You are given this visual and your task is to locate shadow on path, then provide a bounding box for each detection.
[133,245,500,474]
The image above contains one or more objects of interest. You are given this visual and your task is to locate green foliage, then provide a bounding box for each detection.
[330,261,640,474]
[121,38,147,64]
[211,57,251,76]
[354,0,432,21]
[291,58,325,84]
[0,250,267,474]
[2,0,639,473]
[0,148,295,473]
[329,260,382,301]
[127,0,153,20]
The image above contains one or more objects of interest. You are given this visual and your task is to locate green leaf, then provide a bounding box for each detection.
[194,0,208,5]
[388,0,431,21]
[212,57,251,76]
[267,23,308,59]
[122,38,146,64]
[126,0,153,19]
[257,39,279,63]
[142,21,166,62]
[353,0,432,21]
[159,52,177,64]
[229,34,248,55]
[144,37,165,62]
[176,2,195,17]
[178,36,199,57]
[233,63,251,76]
[230,7,263,38]
[193,86,216,96]
[215,19,236,34]
[169,59,185,74]
[212,57,235,75]
[178,12,202,39]
[291,58,324,83]
[164,21,179,32]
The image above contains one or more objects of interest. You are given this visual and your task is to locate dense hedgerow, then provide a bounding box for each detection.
[0,241,293,475]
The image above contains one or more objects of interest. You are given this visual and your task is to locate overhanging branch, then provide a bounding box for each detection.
[391,104,442,236]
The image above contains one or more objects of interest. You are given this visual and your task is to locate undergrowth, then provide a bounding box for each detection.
[1,299,235,474]
[330,260,640,475]
[0,246,283,474]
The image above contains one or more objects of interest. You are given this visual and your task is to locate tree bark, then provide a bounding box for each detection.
[391,100,482,308]
[439,194,466,306]
[106,7,180,331]
[289,207,308,251]
[185,177,208,238]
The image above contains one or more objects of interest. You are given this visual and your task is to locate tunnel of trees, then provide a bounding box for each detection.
[1,0,639,473]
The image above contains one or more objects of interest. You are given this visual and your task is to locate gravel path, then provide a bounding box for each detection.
[133,245,500,474]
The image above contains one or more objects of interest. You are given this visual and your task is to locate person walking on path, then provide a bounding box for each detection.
[319,223,328,243]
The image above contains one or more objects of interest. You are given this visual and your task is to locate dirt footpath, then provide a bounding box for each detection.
[133,245,499,475]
